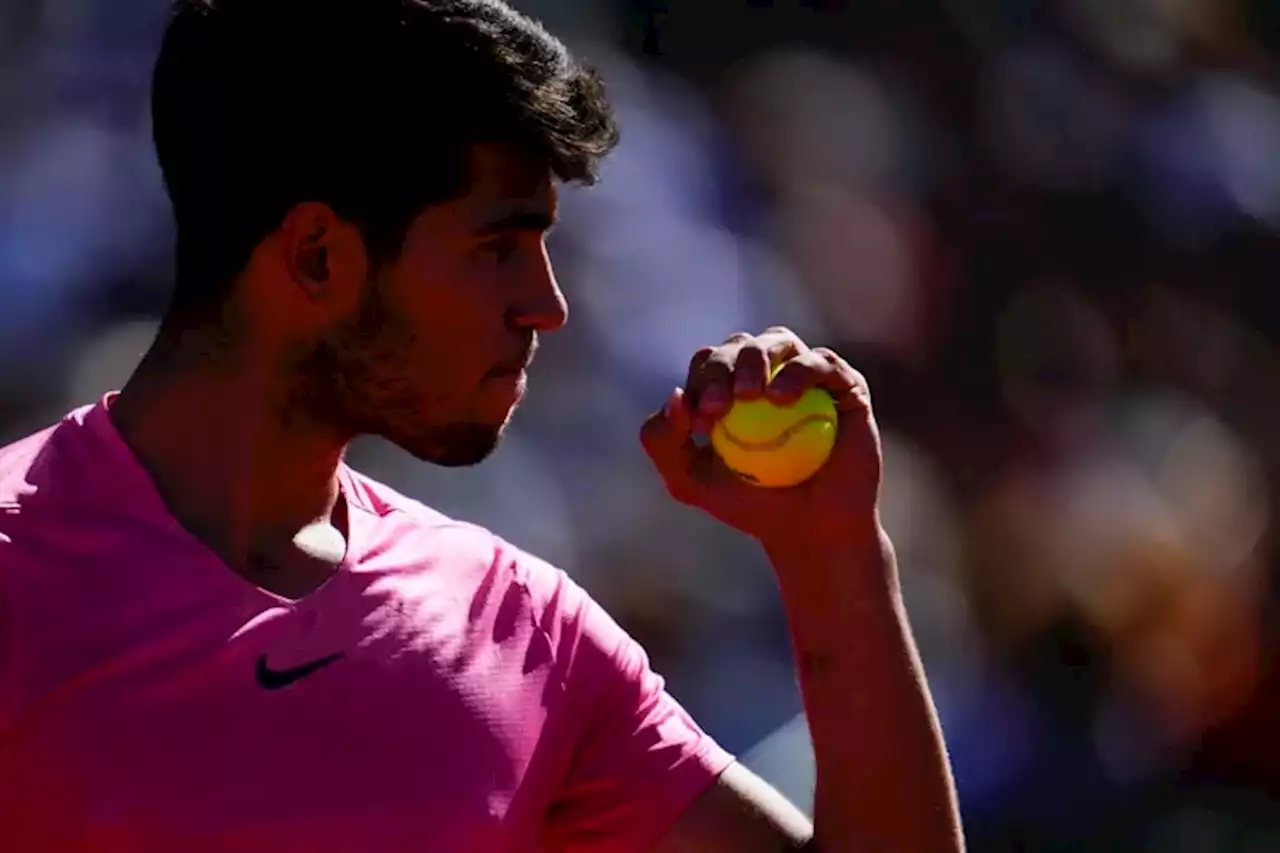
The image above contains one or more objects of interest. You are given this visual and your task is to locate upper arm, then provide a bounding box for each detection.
[515,544,811,853]
[529,555,736,852]
[651,761,814,853]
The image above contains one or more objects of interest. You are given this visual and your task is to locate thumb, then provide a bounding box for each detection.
[639,388,707,506]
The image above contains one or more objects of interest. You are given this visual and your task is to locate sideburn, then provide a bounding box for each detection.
[287,277,419,439]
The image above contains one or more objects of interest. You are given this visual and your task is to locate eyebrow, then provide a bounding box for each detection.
[472,210,557,236]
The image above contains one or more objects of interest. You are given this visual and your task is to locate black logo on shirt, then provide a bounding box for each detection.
[255,652,344,690]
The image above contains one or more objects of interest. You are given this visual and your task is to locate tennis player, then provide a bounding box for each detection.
[0,1,963,850]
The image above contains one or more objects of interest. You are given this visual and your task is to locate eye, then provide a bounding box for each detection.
[476,234,521,264]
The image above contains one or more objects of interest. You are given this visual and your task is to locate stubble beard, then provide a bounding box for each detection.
[289,285,507,468]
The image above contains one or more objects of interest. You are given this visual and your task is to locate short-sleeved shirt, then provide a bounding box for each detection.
[0,398,734,851]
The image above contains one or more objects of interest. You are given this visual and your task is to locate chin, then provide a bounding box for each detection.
[397,421,507,468]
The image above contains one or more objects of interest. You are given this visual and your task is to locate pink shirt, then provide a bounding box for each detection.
[0,400,733,851]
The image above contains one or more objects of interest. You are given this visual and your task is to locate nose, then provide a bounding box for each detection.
[510,245,568,333]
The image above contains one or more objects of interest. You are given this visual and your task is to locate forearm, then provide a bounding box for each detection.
[766,529,964,853]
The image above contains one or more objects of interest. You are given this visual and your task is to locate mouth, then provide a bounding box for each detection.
[487,340,537,378]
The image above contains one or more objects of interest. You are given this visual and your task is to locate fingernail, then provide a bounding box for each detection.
[734,373,761,397]
[662,389,680,419]
[767,377,797,397]
[701,386,728,409]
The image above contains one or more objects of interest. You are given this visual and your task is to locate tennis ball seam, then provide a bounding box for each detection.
[715,413,837,452]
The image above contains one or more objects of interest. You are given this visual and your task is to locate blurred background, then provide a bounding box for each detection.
[4,0,1280,849]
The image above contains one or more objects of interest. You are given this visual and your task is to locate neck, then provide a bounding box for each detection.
[110,325,348,570]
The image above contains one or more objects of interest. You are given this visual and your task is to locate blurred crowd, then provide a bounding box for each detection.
[4,1,1280,849]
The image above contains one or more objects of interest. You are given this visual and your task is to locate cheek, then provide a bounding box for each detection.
[398,279,506,360]
[379,246,515,368]
[353,292,479,406]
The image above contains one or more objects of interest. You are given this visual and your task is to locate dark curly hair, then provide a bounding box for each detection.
[151,0,618,315]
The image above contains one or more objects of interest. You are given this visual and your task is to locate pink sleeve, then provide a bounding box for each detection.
[536,566,736,853]
[0,580,14,731]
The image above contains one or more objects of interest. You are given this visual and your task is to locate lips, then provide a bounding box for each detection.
[488,363,527,379]
[488,345,535,378]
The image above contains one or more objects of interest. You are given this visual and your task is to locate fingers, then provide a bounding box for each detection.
[680,327,870,443]
[768,346,871,414]
[815,348,872,415]
[684,342,735,432]
[765,349,829,405]
[639,387,713,506]
[645,331,875,514]
[645,333,875,507]
[684,327,808,431]
[732,345,769,401]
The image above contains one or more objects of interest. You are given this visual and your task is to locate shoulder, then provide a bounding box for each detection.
[0,422,63,509]
[0,419,67,727]
[341,464,591,634]
[340,466,633,710]
[0,401,123,515]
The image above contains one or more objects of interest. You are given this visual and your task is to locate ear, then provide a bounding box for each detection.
[278,202,367,306]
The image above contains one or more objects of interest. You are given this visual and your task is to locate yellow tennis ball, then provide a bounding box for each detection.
[710,387,838,488]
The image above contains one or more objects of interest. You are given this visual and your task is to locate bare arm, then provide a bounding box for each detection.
[651,762,812,852]
[654,529,963,853]
[768,530,963,851]
[640,328,964,852]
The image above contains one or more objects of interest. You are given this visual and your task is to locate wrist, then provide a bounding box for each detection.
[763,523,903,643]
[761,514,892,581]
[759,504,884,549]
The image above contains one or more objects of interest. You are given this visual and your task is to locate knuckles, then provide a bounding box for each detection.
[681,329,875,407]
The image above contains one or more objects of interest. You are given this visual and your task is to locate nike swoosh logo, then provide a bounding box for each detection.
[255,652,344,690]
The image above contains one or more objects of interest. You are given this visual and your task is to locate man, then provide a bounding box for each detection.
[0,1,963,850]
